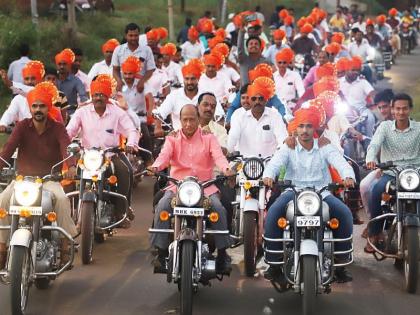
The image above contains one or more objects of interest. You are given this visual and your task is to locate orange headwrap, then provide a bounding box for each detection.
[121,56,142,74]
[248,63,273,82]
[275,47,295,63]
[313,77,339,98]
[55,48,75,65]
[102,38,120,53]
[305,16,314,26]
[273,29,286,40]
[284,15,294,26]
[336,57,352,72]
[90,75,113,98]
[215,28,226,39]
[278,9,289,19]
[213,43,230,57]
[248,19,263,28]
[316,91,339,119]
[201,20,214,33]
[366,18,375,26]
[325,42,341,55]
[331,32,345,44]
[160,43,177,56]
[182,58,205,79]
[315,62,336,79]
[301,23,313,34]
[203,53,223,69]
[188,26,199,41]
[247,77,275,101]
[156,27,168,40]
[22,61,45,82]
[376,14,386,25]
[27,82,60,120]
[291,107,321,131]
[389,8,398,17]
[318,9,327,20]
[208,36,224,49]
[147,29,160,41]
[297,17,307,28]
[351,55,363,70]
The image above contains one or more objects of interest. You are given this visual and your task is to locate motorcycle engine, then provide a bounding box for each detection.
[98,200,115,227]
[36,239,57,272]
[201,243,216,282]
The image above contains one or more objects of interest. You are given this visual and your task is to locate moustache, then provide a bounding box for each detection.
[34,111,44,116]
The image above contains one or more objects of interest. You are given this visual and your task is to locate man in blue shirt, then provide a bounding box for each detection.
[262,107,355,283]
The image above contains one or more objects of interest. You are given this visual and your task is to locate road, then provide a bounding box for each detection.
[1,52,420,315]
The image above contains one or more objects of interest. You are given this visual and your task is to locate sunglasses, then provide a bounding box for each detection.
[250,96,265,102]
[277,61,288,64]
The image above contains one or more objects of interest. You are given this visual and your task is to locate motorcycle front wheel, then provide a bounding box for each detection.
[243,212,258,277]
[302,255,317,315]
[404,226,419,293]
[80,201,95,265]
[10,245,31,315]
[180,240,194,315]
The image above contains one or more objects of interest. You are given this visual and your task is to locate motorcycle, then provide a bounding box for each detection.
[263,181,353,315]
[149,173,230,315]
[294,54,315,79]
[400,23,414,54]
[366,162,420,293]
[66,144,131,264]
[126,147,153,188]
[230,154,270,276]
[382,45,393,70]
[0,143,78,315]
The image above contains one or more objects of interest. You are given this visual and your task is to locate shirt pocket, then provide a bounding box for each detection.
[261,127,274,143]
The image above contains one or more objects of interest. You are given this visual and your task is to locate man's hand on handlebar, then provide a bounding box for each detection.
[125,145,138,154]
[366,161,377,170]
[263,177,274,188]
[343,177,355,189]
[63,165,77,180]
[146,166,158,176]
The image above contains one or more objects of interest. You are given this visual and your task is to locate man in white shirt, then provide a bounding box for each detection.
[180,27,202,62]
[273,48,305,111]
[347,28,371,61]
[88,39,120,83]
[161,44,184,87]
[227,83,287,158]
[7,44,31,84]
[146,53,170,98]
[71,48,90,94]
[230,84,251,126]
[263,29,289,65]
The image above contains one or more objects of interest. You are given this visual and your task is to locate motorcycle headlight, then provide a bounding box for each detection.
[243,158,264,180]
[178,181,202,207]
[14,181,40,207]
[399,169,420,191]
[297,191,320,216]
[83,150,104,172]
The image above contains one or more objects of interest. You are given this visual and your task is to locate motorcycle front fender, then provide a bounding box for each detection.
[299,239,318,257]
[178,228,197,242]
[403,214,419,228]
[9,228,32,248]
[243,198,259,212]
[81,190,96,203]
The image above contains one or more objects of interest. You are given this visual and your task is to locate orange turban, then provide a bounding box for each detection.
[284,15,294,26]
[202,20,214,33]
[313,77,339,98]
[351,56,363,70]
[90,75,113,98]
[336,57,352,72]
[55,48,75,65]
[366,18,375,26]
[208,36,224,49]
[325,42,341,55]
[389,8,398,17]
[188,26,199,40]
[248,63,273,82]
[318,9,327,20]
[27,82,60,120]
[305,16,314,26]
[331,32,345,44]
[203,53,223,69]
[121,56,142,74]
[213,43,230,57]
[376,14,386,25]
[247,77,275,101]
[273,29,286,40]
[215,28,226,39]
[156,27,168,40]
[160,43,177,56]
[182,59,205,79]
[22,60,45,82]
[278,9,289,19]
[102,38,120,53]
[315,62,336,79]
[301,23,313,34]
[276,47,295,63]
[291,107,321,130]
[316,91,339,118]
[248,19,262,28]
[147,29,160,41]
[297,17,307,28]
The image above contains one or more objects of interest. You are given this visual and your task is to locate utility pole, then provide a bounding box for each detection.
[30,0,39,26]
[220,0,227,25]
[168,0,175,41]
[67,0,77,43]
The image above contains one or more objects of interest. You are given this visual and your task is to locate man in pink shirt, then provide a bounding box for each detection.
[149,104,234,273]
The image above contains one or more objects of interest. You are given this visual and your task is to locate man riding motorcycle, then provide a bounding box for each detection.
[149,104,234,273]
[0,82,78,269]
[263,107,355,283]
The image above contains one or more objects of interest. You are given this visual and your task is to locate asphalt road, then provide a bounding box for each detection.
[1,49,420,315]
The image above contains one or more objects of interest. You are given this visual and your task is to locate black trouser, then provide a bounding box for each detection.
[111,153,134,213]
[215,181,236,230]
[139,122,153,163]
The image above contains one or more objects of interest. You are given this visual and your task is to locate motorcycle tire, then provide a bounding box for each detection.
[34,278,51,290]
[80,201,95,265]
[10,245,31,315]
[180,240,194,315]
[302,255,317,315]
[243,212,258,277]
[404,226,419,293]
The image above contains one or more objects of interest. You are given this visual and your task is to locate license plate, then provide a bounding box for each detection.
[398,192,420,199]
[296,216,320,227]
[9,206,43,216]
[82,170,102,180]
[173,207,205,217]
[239,179,260,187]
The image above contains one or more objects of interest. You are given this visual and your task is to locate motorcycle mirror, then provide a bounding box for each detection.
[67,143,80,155]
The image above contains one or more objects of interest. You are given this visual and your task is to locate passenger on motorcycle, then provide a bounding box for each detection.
[263,107,355,283]
[291,24,319,56]
[66,76,139,221]
[348,28,374,83]
[149,104,234,273]
[0,82,78,269]
[364,93,420,252]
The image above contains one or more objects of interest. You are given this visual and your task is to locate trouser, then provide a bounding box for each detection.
[139,122,153,163]
[0,181,78,244]
[111,153,133,212]
[360,169,381,216]
[264,191,353,262]
[215,181,236,230]
[368,174,394,236]
[150,191,232,250]
[362,65,373,84]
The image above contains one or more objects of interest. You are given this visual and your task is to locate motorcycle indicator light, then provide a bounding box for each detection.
[35,178,43,184]
[328,218,339,230]
[382,192,392,202]
[277,217,288,229]
[19,209,32,218]
[209,212,219,223]
[47,212,57,222]
[77,159,84,167]
[236,163,243,172]
[0,208,7,219]
[91,175,99,182]
[244,181,252,190]
[16,175,23,182]
[160,210,170,222]
[108,175,118,185]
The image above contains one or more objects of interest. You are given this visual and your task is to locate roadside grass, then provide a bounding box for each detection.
[410,80,420,121]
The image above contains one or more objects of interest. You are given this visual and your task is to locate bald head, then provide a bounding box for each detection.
[180,104,200,138]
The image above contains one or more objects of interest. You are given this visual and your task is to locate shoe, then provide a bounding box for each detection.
[153,248,168,274]
[334,267,353,283]
[353,212,364,225]
[127,206,135,221]
[216,252,232,275]
[264,265,283,281]
[364,234,384,254]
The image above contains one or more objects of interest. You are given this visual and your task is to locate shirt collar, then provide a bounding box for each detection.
[245,107,270,119]
[28,117,54,131]
[296,139,319,153]
[180,128,201,141]
[391,120,412,132]
[88,103,112,116]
